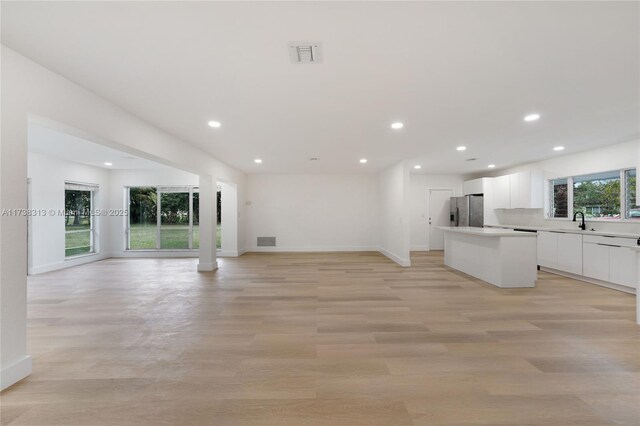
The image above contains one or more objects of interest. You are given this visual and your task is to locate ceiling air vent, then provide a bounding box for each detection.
[289,43,322,64]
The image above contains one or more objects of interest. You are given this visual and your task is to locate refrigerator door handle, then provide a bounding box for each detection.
[456,207,459,226]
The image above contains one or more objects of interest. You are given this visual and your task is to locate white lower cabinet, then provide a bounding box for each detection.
[582,242,610,282]
[537,231,582,274]
[609,246,637,289]
[537,231,558,269]
[582,236,638,290]
[537,232,637,291]
[557,233,583,275]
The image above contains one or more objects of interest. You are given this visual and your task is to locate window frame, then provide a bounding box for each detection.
[622,168,639,220]
[545,167,638,222]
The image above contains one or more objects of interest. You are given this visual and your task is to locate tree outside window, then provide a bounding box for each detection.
[573,171,620,219]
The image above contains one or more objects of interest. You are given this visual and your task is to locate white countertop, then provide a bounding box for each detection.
[437,226,537,237]
[485,224,640,240]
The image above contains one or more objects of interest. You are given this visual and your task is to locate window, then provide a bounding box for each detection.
[624,169,640,219]
[65,182,97,257]
[573,171,620,219]
[126,186,199,250]
[549,178,569,218]
[547,168,637,221]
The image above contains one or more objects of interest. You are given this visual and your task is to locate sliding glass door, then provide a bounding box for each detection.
[127,186,199,250]
[160,189,190,249]
[128,186,157,249]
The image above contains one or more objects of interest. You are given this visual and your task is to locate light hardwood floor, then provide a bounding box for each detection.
[1,252,639,425]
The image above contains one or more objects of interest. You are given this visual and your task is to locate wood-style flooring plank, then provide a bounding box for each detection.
[1,251,638,425]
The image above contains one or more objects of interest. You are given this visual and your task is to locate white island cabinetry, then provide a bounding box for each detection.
[440,227,537,288]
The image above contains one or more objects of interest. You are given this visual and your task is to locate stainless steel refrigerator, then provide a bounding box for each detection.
[449,195,484,227]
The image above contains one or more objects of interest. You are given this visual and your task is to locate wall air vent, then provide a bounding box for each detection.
[288,43,322,64]
[257,237,276,247]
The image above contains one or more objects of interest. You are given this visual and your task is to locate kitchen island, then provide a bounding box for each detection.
[438,227,538,288]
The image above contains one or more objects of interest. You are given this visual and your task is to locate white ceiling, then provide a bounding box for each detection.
[29,123,166,170]
[3,1,639,174]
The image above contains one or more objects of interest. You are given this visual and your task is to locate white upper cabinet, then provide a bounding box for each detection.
[463,178,486,195]
[493,175,511,209]
[517,170,544,209]
[492,171,543,209]
[509,172,522,208]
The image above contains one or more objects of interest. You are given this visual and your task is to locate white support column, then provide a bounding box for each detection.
[220,182,238,256]
[1,106,32,390]
[198,174,218,272]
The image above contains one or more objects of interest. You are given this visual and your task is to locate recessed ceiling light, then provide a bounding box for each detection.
[553,146,565,151]
[488,164,496,168]
[104,162,113,166]
[391,122,404,130]
[456,146,466,151]
[254,158,263,164]
[208,120,221,128]
[414,165,422,169]
[524,113,541,122]
[359,158,368,164]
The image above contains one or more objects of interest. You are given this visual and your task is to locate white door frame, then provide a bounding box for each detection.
[428,188,454,251]
[27,178,33,275]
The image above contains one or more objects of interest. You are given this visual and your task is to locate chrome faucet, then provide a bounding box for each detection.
[573,211,586,230]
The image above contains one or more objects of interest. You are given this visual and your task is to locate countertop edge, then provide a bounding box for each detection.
[485,224,640,240]
[437,226,537,237]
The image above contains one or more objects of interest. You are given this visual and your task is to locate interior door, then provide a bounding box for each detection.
[429,189,453,250]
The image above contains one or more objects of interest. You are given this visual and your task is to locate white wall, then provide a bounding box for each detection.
[0,46,246,390]
[477,139,640,234]
[378,162,411,266]
[245,174,378,251]
[27,152,112,274]
[409,174,464,251]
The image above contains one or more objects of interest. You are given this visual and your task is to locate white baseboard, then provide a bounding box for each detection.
[378,247,411,267]
[410,245,430,252]
[540,267,636,294]
[29,252,109,275]
[238,248,248,256]
[246,246,378,253]
[197,261,219,272]
[219,250,240,257]
[1,355,32,391]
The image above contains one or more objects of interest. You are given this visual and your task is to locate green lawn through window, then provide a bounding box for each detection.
[128,223,221,250]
